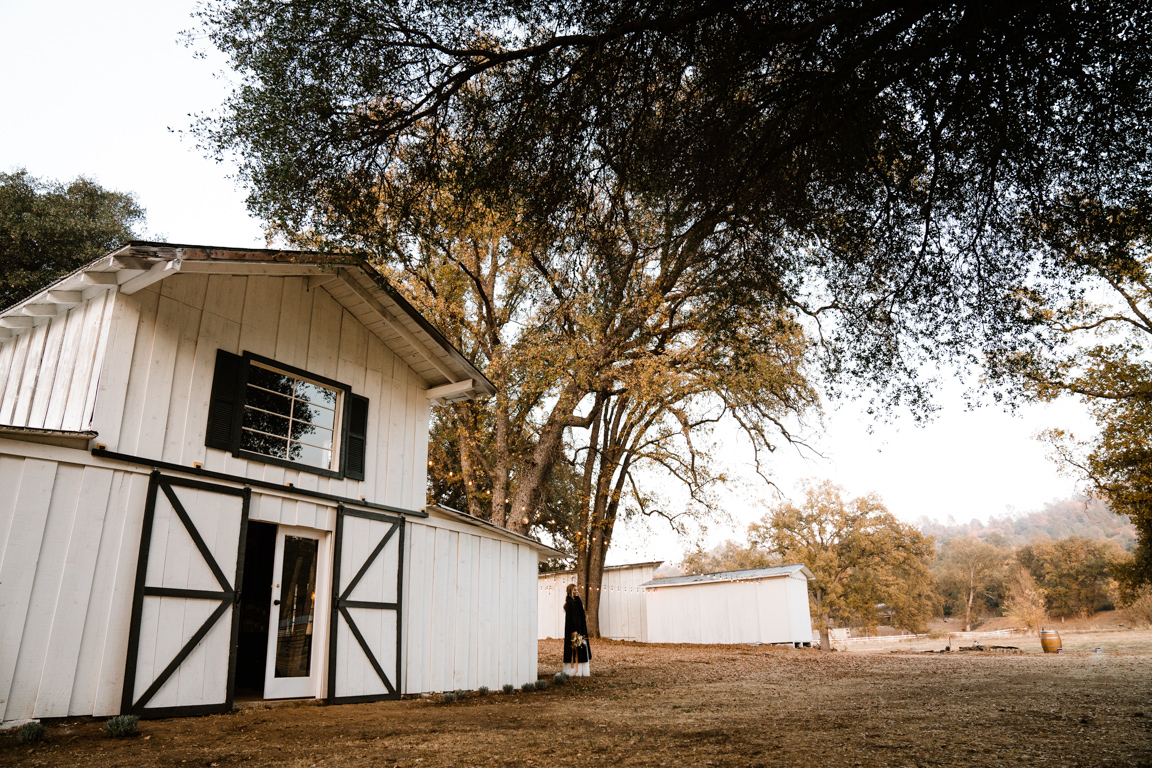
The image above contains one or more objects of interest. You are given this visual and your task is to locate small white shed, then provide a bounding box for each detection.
[0,242,559,724]
[538,561,661,642]
[642,565,815,646]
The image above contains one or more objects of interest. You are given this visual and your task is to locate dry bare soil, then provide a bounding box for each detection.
[5,636,1151,768]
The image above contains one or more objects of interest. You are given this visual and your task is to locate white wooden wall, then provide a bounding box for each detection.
[402,511,540,694]
[91,274,431,512]
[0,274,432,512]
[644,575,814,645]
[538,563,657,642]
[0,441,545,722]
[0,288,116,433]
[0,446,149,722]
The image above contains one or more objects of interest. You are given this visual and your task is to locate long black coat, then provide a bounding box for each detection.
[563,595,591,663]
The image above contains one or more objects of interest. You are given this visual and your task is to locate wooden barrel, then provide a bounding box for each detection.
[1040,629,1062,654]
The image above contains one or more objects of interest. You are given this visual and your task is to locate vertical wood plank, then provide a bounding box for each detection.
[305,287,343,381]
[428,527,452,692]
[274,277,313,370]
[401,523,426,694]
[26,311,70,428]
[160,295,207,464]
[516,544,536,686]
[60,291,112,431]
[9,322,50,427]
[33,467,115,718]
[0,329,34,424]
[498,541,516,688]
[115,286,162,453]
[69,470,130,715]
[0,459,60,721]
[91,471,150,716]
[476,537,498,690]
[238,276,283,358]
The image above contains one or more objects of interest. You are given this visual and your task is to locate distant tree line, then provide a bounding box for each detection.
[680,485,1140,645]
[918,496,1137,551]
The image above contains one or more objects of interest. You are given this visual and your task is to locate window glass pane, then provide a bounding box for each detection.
[248,365,294,396]
[275,535,318,678]
[295,425,333,451]
[240,428,289,459]
[291,442,332,468]
[243,408,290,438]
[292,398,335,430]
[238,362,344,471]
[245,386,292,418]
[295,380,338,409]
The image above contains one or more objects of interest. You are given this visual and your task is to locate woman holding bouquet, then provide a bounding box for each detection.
[563,583,592,676]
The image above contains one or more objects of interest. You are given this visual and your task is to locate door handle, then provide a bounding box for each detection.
[274,600,281,605]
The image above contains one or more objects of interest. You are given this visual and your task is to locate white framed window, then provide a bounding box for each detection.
[240,362,344,472]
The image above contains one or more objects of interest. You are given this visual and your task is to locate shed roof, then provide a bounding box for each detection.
[539,560,664,577]
[641,564,814,589]
[0,242,496,402]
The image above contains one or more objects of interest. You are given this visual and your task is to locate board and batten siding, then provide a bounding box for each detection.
[644,576,814,646]
[0,274,431,511]
[0,287,117,433]
[0,446,151,722]
[538,562,657,642]
[0,444,544,721]
[402,511,539,693]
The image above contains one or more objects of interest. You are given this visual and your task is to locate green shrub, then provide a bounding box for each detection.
[554,671,570,685]
[521,682,534,693]
[442,692,457,704]
[103,715,139,738]
[15,722,46,745]
[478,686,490,696]
[502,684,514,694]
[534,679,548,691]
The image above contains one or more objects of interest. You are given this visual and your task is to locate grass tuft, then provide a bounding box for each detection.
[103,715,139,738]
[534,679,548,691]
[502,684,515,694]
[478,686,490,696]
[15,722,46,745]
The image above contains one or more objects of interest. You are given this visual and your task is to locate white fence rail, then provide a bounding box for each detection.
[833,627,1029,650]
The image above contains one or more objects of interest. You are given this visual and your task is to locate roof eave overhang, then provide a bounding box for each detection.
[425,504,565,557]
[0,242,497,400]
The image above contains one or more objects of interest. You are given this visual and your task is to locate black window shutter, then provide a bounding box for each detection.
[343,394,370,481]
[205,350,246,451]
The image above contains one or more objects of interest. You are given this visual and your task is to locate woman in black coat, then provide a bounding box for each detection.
[563,583,592,676]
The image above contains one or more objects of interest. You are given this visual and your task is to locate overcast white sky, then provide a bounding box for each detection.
[0,1,1099,566]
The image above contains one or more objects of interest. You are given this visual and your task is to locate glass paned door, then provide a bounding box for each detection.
[264,526,325,699]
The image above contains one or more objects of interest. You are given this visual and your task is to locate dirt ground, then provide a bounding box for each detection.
[4,636,1151,768]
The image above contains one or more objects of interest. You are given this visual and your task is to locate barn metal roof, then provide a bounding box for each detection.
[0,241,496,403]
[641,564,813,589]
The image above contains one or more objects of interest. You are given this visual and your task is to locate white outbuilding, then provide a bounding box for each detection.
[0,242,560,724]
[641,565,815,646]
[538,561,662,642]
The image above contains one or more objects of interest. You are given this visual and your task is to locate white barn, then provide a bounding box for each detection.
[0,242,559,724]
[642,565,815,646]
[538,561,661,642]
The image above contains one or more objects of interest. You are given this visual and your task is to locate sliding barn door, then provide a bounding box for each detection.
[122,472,250,717]
[328,506,403,703]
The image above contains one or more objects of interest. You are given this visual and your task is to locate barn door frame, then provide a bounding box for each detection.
[326,504,404,703]
[121,471,251,718]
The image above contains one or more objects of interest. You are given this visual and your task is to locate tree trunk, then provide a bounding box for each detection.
[820,609,832,652]
[965,586,975,632]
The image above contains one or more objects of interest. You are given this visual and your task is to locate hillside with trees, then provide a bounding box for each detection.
[917,496,1137,551]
